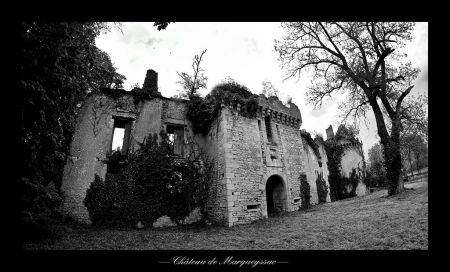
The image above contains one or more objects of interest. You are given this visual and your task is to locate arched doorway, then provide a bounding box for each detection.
[266,175,287,215]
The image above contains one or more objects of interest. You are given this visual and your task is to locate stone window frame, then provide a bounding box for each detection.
[164,122,186,157]
[264,115,274,144]
[110,115,135,155]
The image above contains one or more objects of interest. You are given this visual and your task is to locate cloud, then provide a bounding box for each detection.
[244,37,259,54]
[309,107,328,118]
[120,24,162,48]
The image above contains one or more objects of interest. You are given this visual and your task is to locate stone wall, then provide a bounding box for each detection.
[61,93,139,223]
[218,95,305,226]
[277,120,304,211]
[61,84,368,227]
[61,91,191,223]
[339,142,368,196]
[194,111,229,225]
[300,138,331,204]
[221,107,265,226]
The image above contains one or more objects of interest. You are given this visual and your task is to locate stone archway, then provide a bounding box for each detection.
[266,175,287,215]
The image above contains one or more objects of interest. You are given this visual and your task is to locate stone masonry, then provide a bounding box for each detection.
[61,69,368,226]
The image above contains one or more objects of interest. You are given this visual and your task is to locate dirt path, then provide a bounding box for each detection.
[24,182,428,250]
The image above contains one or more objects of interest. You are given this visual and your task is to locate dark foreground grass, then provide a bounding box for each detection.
[23,182,428,250]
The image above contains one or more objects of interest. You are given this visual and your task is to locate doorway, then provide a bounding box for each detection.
[266,175,286,215]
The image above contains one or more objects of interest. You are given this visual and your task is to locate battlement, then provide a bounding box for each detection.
[220,94,302,129]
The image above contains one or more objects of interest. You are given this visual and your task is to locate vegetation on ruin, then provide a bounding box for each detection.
[20,22,126,241]
[84,131,214,227]
[275,22,427,196]
[186,79,260,134]
[299,173,311,209]
[175,49,208,99]
[324,125,362,201]
[315,173,328,203]
[300,130,322,166]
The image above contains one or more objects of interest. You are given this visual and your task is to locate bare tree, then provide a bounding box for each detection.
[176,49,208,99]
[275,22,424,195]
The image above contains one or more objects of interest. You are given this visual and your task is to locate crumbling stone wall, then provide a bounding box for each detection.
[339,140,368,196]
[61,70,368,227]
[61,90,194,223]
[301,138,331,204]
[61,93,139,223]
[194,113,229,225]
[217,95,304,226]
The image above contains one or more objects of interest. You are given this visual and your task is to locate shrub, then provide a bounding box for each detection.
[84,131,213,227]
[186,80,260,134]
[299,173,311,209]
[316,173,328,203]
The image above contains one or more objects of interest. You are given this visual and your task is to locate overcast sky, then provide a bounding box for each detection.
[96,22,428,157]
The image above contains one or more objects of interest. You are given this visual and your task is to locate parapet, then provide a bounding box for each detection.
[221,94,302,129]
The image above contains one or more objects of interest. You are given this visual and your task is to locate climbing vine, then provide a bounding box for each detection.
[84,131,214,227]
[300,130,322,166]
[299,173,311,209]
[324,125,363,201]
[316,172,328,203]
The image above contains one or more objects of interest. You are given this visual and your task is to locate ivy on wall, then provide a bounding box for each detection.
[84,131,214,227]
[300,130,322,167]
[186,80,260,135]
[324,125,363,201]
[299,173,311,209]
[316,172,328,203]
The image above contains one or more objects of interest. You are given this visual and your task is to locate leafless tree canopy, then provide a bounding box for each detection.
[275,22,426,195]
[275,22,420,138]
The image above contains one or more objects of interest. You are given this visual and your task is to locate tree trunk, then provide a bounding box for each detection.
[408,153,414,176]
[383,139,404,195]
[370,99,405,196]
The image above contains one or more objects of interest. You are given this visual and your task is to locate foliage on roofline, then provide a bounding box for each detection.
[300,130,322,164]
[95,87,170,105]
[186,80,260,135]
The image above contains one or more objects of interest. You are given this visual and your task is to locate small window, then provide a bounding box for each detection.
[247,204,260,210]
[293,198,300,204]
[265,116,273,143]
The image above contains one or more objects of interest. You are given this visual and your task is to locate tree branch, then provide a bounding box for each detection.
[396,85,414,112]
[342,100,370,123]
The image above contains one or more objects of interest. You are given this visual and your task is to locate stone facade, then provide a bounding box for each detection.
[61,69,368,226]
[339,140,368,196]
[300,137,331,204]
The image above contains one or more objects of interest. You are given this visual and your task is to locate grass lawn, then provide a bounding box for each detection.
[23,182,428,250]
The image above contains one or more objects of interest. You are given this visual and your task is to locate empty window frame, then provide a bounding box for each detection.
[166,124,185,156]
[264,116,273,143]
[111,116,133,155]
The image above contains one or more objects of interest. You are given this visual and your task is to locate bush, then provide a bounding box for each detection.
[84,131,213,227]
[316,173,328,203]
[337,169,360,198]
[299,173,311,209]
[186,80,259,135]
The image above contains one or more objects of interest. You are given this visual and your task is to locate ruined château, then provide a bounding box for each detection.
[61,69,368,227]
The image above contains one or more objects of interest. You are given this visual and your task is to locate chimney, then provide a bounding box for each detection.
[326,125,334,140]
[142,69,161,96]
